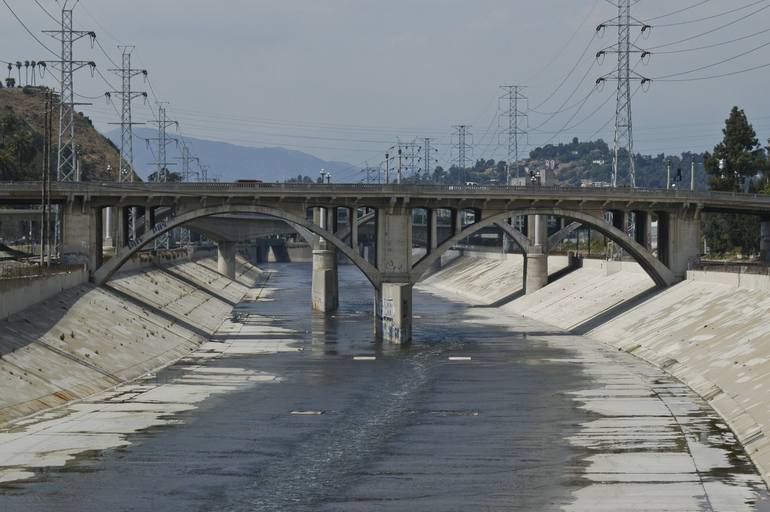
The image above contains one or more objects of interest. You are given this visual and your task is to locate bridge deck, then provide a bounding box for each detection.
[1,182,769,215]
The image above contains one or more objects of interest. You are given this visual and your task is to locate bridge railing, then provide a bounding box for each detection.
[0,181,767,203]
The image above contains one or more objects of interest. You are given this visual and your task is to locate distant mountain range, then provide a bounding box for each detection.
[106,128,356,183]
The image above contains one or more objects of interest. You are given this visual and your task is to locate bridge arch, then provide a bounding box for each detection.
[93,204,382,287]
[410,207,676,288]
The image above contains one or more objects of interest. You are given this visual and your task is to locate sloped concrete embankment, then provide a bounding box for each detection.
[0,255,264,426]
[420,254,770,485]
[420,252,570,304]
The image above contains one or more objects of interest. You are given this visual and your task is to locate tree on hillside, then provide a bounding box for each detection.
[147,169,183,183]
[703,107,765,192]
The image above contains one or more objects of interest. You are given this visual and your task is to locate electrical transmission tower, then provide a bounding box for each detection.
[177,144,200,182]
[44,2,96,182]
[421,138,437,179]
[108,46,147,183]
[452,125,473,179]
[596,0,650,188]
[499,86,528,185]
[148,103,178,182]
[148,103,178,249]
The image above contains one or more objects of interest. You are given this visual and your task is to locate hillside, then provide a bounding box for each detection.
[0,86,123,181]
[113,128,357,183]
[528,137,711,189]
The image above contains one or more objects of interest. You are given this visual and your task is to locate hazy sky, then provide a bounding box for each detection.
[2,0,769,180]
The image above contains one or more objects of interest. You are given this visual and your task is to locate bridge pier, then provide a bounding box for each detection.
[62,203,102,272]
[657,211,701,280]
[217,241,237,279]
[311,242,339,312]
[379,282,412,344]
[525,215,548,294]
[376,208,413,344]
[633,210,650,248]
[761,217,770,264]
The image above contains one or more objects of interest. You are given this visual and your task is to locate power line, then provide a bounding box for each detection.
[648,3,770,50]
[526,0,601,85]
[2,0,58,57]
[652,60,770,82]
[643,0,713,22]
[652,27,770,54]
[652,40,770,80]
[32,0,58,22]
[531,33,598,111]
[653,0,768,28]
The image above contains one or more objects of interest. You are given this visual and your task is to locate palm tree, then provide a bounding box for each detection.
[23,61,29,85]
[15,62,21,85]
[6,63,11,79]
[30,62,36,85]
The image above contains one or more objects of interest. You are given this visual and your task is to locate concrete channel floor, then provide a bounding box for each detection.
[0,262,768,511]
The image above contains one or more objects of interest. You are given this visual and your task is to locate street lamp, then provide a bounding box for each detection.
[320,168,328,184]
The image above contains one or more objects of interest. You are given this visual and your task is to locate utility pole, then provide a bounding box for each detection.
[397,146,403,185]
[596,0,650,188]
[384,151,391,185]
[43,2,96,182]
[666,160,671,190]
[452,125,472,183]
[500,85,527,184]
[690,160,696,191]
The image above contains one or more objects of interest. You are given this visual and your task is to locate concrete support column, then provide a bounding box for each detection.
[659,210,701,280]
[217,241,237,279]
[104,207,114,248]
[525,245,548,294]
[375,208,413,343]
[633,210,650,248]
[379,282,412,344]
[350,207,359,252]
[611,210,627,233]
[427,208,441,271]
[452,209,464,235]
[427,208,438,252]
[525,214,548,294]
[144,206,156,237]
[116,206,128,249]
[62,202,102,272]
[761,217,770,264]
[311,245,339,312]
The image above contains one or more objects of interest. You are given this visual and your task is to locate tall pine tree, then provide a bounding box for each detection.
[703,107,765,192]
[702,107,767,256]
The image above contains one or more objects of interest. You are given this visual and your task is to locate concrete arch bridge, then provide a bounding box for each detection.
[3,182,770,343]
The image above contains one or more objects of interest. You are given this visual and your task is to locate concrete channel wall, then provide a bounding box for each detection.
[0,255,262,427]
[421,253,770,484]
[0,270,89,321]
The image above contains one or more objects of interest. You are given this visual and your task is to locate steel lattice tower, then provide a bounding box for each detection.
[44,4,95,181]
[452,125,472,171]
[177,144,199,182]
[596,0,649,188]
[108,47,147,183]
[422,138,436,178]
[499,86,527,184]
[148,103,178,182]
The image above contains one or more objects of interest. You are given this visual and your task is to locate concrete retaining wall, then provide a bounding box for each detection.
[423,253,770,484]
[0,270,88,320]
[0,257,262,427]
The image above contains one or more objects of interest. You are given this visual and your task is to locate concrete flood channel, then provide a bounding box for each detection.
[0,261,768,511]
